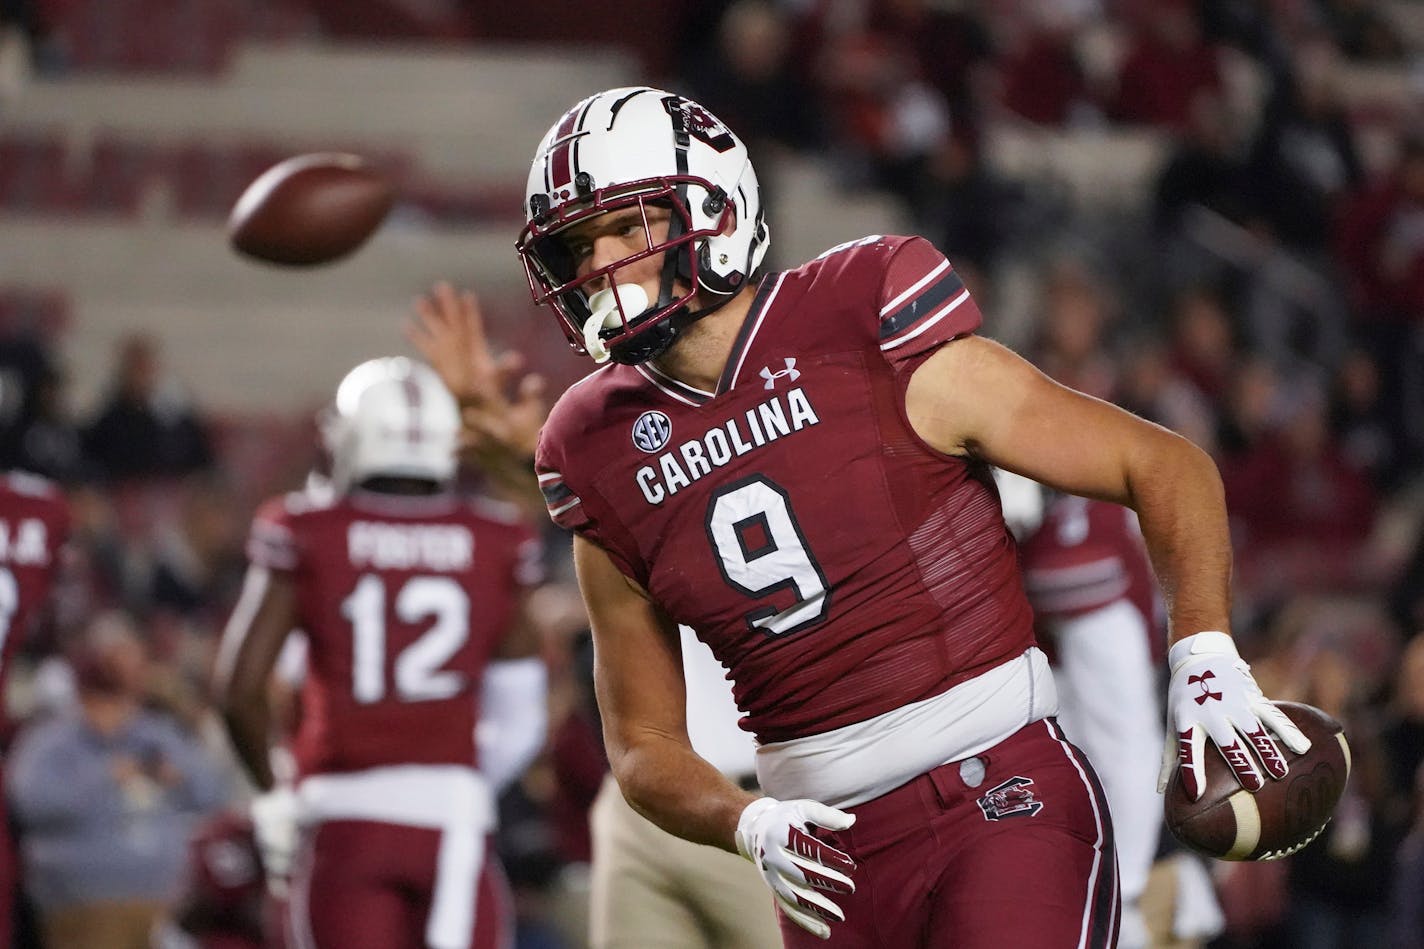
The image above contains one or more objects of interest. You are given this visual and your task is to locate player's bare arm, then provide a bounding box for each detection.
[494,591,542,661]
[572,533,754,851]
[479,587,550,794]
[907,335,1310,798]
[905,335,1230,642]
[214,565,298,791]
[574,536,857,940]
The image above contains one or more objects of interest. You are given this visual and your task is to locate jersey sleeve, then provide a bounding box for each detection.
[535,432,645,585]
[534,433,589,534]
[875,236,982,366]
[246,495,300,573]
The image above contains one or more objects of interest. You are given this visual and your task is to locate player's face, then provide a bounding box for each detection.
[562,204,674,297]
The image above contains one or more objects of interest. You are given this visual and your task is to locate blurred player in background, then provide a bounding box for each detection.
[215,306,548,949]
[516,87,1307,947]
[1002,473,1224,949]
[0,469,68,949]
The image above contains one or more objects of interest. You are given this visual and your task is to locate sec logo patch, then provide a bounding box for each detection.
[632,411,672,453]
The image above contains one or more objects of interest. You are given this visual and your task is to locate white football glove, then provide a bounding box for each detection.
[735,797,858,940]
[249,786,301,885]
[1159,631,1311,800]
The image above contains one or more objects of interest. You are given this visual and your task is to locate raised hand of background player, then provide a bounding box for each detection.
[736,796,858,940]
[1159,631,1312,801]
[406,281,546,461]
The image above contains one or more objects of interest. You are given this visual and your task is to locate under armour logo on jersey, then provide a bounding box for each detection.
[631,410,673,453]
[759,358,801,390]
[1189,670,1223,705]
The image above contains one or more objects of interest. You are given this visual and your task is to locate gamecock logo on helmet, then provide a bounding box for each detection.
[977,776,1045,821]
[662,96,736,153]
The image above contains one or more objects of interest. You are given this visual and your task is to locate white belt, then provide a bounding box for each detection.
[298,765,494,949]
[755,647,1059,808]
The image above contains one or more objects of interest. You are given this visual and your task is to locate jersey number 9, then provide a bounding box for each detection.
[706,475,830,637]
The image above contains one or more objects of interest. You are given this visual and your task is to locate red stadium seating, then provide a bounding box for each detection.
[0,132,76,213]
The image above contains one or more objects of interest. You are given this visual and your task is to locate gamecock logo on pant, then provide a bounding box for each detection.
[977,776,1044,821]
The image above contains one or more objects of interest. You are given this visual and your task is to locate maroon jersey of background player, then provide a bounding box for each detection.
[245,489,542,777]
[537,235,1036,743]
[0,471,68,698]
[1020,494,1164,664]
[0,470,68,949]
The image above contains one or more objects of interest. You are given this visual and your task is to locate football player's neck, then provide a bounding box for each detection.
[651,284,755,392]
[357,476,444,496]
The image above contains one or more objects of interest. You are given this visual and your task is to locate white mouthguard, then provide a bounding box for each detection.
[583,284,649,364]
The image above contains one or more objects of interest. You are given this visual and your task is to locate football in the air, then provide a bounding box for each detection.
[227,153,393,266]
[1164,701,1350,861]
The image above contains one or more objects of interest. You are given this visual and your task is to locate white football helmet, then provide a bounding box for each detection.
[516,86,770,365]
[320,357,459,493]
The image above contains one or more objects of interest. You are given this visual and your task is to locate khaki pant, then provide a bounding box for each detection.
[1140,856,1211,949]
[589,775,781,949]
[42,900,166,949]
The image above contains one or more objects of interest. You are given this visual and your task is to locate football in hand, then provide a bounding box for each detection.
[1164,701,1350,861]
[228,153,393,266]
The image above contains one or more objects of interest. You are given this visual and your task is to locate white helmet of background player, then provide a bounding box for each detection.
[517,86,770,365]
[320,357,460,493]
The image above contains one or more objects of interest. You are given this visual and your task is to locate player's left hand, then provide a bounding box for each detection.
[1159,631,1312,801]
[406,282,546,460]
[250,786,301,888]
[735,796,857,940]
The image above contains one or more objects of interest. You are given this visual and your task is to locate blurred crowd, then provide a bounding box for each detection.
[2,1,1424,948]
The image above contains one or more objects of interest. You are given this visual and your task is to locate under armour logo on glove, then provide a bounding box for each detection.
[1160,631,1312,801]
[1189,670,1223,704]
[760,358,801,390]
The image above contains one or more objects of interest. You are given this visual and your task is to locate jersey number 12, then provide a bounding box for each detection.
[341,574,469,703]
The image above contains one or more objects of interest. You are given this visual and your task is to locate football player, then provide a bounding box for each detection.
[516,87,1309,947]
[215,355,546,949]
[0,469,69,948]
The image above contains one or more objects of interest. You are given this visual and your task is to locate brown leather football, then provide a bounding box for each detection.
[228,153,393,266]
[1164,701,1350,861]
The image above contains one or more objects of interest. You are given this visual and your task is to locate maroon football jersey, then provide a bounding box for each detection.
[537,236,1037,743]
[1019,495,1165,664]
[246,490,542,776]
[0,471,69,694]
